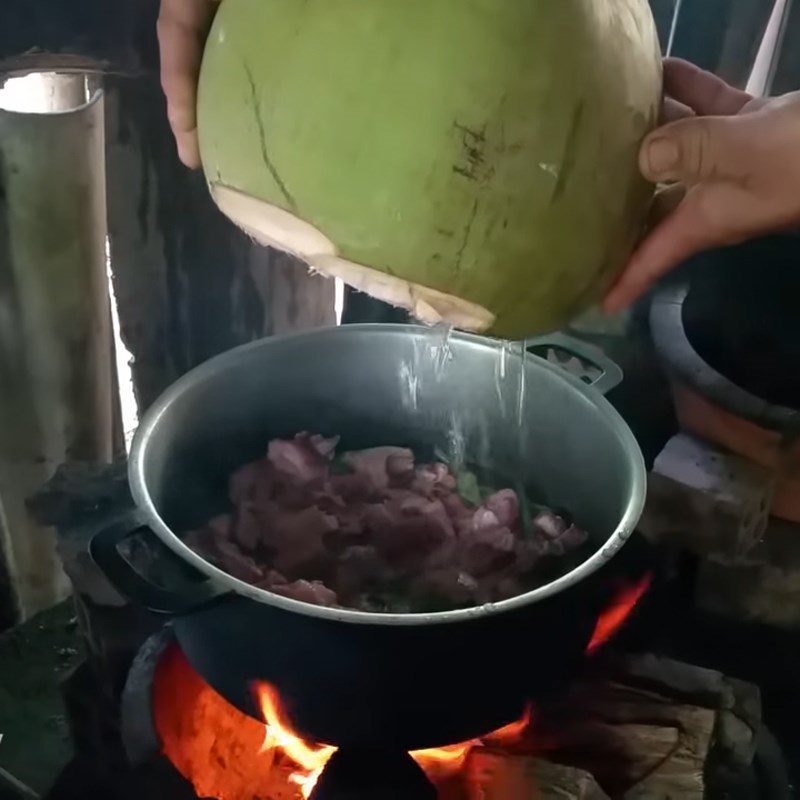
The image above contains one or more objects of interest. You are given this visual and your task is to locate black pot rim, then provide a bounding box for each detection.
[649,282,799,432]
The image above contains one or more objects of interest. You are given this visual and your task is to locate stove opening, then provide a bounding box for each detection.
[154,645,534,798]
[153,577,650,799]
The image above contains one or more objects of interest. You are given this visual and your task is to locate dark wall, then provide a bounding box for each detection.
[772,1,800,94]
[649,0,680,49]
[0,0,158,72]
[2,0,333,409]
[666,0,775,87]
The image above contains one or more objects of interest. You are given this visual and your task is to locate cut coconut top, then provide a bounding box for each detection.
[212,183,496,332]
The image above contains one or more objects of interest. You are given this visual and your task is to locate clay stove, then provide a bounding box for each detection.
[25,462,794,800]
[118,583,642,800]
[115,610,774,800]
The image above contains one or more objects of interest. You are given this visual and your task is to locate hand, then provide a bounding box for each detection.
[603,58,800,313]
[158,0,220,168]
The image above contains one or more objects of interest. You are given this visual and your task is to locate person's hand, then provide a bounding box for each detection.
[604,58,800,313]
[158,0,220,168]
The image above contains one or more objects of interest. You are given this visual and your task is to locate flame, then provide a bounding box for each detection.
[411,742,474,780]
[255,682,533,794]
[157,645,533,800]
[484,704,534,745]
[411,704,534,781]
[161,572,657,800]
[257,684,336,797]
[586,573,652,654]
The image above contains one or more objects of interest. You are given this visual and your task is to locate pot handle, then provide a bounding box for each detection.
[89,511,230,615]
[526,332,623,396]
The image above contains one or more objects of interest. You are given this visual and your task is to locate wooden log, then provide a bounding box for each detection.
[464,751,609,800]
[0,76,114,618]
[542,709,712,799]
[525,656,736,799]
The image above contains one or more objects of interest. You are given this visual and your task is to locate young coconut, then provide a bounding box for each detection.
[197,0,662,338]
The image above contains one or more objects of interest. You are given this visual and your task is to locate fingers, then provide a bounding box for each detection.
[639,114,750,185]
[603,189,719,312]
[663,58,753,116]
[661,96,694,124]
[648,183,687,230]
[605,112,755,312]
[158,0,219,168]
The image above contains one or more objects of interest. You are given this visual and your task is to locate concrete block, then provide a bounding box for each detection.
[639,434,775,560]
[696,517,800,630]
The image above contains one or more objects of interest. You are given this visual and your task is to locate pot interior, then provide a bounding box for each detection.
[136,326,641,559]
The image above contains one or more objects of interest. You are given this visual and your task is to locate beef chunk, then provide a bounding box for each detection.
[183,434,589,613]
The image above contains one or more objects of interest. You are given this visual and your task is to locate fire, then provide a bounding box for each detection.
[156,578,650,800]
[255,682,534,795]
[485,705,535,745]
[412,704,534,781]
[257,684,336,796]
[586,573,652,654]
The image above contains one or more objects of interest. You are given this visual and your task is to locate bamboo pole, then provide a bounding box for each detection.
[0,74,113,619]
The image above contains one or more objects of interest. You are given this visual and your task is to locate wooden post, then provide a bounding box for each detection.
[103,74,336,411]
[0,75,114,619]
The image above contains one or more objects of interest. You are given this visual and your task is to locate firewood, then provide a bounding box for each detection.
[464,751,609,800]
[535,674,716,799]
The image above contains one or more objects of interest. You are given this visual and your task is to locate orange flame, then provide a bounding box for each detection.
[255,682,533,795]
[257,684,336,797]
[161,568,653,800]
[586,573,652,654]
[411,703,534,781]
[484,704,534,746]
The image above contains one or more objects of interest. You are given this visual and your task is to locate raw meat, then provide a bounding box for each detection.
[183,433,589,613]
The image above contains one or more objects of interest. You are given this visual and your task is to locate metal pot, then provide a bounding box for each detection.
[90,325,646,750]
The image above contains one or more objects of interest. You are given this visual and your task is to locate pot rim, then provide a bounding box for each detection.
[649,282,799,432]
[129,324,646,627]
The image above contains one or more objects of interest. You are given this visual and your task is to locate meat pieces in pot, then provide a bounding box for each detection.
[183,433,589,613]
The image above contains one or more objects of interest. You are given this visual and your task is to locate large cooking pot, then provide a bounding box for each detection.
[90,325,646,750]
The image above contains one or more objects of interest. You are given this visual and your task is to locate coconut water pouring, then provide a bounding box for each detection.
[191,3,660,597]
[196,0,662,339]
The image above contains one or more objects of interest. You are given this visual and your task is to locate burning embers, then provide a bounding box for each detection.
[154,577,650,799]
[259,683,534,796]
[155,646,533,799]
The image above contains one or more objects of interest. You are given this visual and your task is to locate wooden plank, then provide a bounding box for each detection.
[465,752,609,800]
[104,73,335,409]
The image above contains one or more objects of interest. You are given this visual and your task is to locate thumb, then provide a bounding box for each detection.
[640,115,748,185]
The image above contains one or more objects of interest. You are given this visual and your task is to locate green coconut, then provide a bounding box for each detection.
[198,0,662,338]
